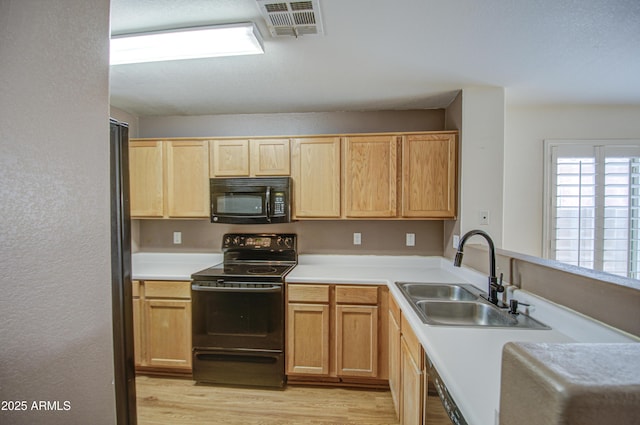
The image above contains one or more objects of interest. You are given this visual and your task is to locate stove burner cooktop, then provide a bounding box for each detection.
[191,233,297,282]
[246,266,278,275]
[191,263,295,281]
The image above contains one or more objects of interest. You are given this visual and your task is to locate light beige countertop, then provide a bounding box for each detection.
[132,252,222,280]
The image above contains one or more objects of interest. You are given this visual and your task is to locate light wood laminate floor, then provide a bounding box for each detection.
[136,376,401,424]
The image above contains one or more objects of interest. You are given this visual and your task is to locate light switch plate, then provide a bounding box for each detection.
[479,210,490,225]
[353,232,361,245]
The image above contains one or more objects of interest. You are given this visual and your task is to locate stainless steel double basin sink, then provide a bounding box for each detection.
[396,282,549,329]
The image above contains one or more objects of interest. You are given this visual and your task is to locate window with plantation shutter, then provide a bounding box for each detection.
[544,140,640,280]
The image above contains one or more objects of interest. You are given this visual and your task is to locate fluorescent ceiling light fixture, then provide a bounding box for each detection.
[110,22,264,65]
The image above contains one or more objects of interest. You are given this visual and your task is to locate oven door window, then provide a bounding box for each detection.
[192,288,283,350]
[214,193,265,216]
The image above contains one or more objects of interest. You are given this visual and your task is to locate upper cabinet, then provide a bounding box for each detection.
[291,131,457,220]
[129,131,457,221]
[166,141,210,218]
[343,135,399,217]
[209,138,290,177]
[401,133,457,219]
[250,139,291,176]
[129,140,164,217]
[291,137,341,218]
[129,139,210,219]
[210,139,249,176]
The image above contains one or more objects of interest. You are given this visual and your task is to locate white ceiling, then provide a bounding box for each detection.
[109,0,640,117]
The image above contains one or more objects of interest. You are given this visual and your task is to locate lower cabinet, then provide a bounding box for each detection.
[286,283,388,385]
[132,280,192,375]
[388,295,402,417]
[400,315,424,425]
[390,296,450,425]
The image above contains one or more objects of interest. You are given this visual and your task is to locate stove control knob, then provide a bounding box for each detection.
[224,236,231,246]
[284,237,293,248]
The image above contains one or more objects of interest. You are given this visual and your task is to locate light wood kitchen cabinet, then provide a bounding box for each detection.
[133,130,458,220]
[343,135,399,217]
[388,295,402,418]
[401,334,424,425]
[129,141,164,217]
[166,140,210,218]
[291,137,341,218]
[335,285,380,378]
[209,138,290,177]
[286,283,388,385]
[210,139,249,176]
[391,299,441,425]
[250,139,290,175]
[400,312,426,425]
[133,280,192,374]
[129,139,210,219]
[287,284,331,375]
[401,133,457,218]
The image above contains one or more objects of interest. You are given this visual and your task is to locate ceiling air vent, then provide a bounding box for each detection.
[256,0,324,37]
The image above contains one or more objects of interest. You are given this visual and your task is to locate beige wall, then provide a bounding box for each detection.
[137,219,445,256]
[137,109,446,138]
[504,104,640,256]
[444,91,463,258]
[0,1,115,424]
[458,87,506,245]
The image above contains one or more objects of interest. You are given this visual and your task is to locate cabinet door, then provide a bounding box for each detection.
[210,139,250,176]
[291,137,341,218]
[336,304,379,378]
[286,303,330,375]
[344,135,398,217]
[250,139,290,176]
[402,133,457,218]
[166,140,210,218]
[144,299,192,369]
[389,307,402,418]
[401,336,423,425]
[129,141,164,217]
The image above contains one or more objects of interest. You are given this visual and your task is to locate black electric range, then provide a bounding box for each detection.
[190,233,297,388]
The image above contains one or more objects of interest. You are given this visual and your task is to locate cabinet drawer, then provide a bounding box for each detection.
[288,284,330,303]
[335,285,378,305]
[144,281,191,299]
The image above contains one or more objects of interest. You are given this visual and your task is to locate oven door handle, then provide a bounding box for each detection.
[265,186,272,223]
[191,283,282,293]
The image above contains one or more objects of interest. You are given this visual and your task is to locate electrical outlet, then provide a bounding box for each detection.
[479,210,490,225]
[353,232,361,245]
[453,234,460,249]
[406,233,415,246]
[173,231,182,244]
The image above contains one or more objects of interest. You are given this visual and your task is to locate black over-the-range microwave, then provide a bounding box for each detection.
[210,177,292,224]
